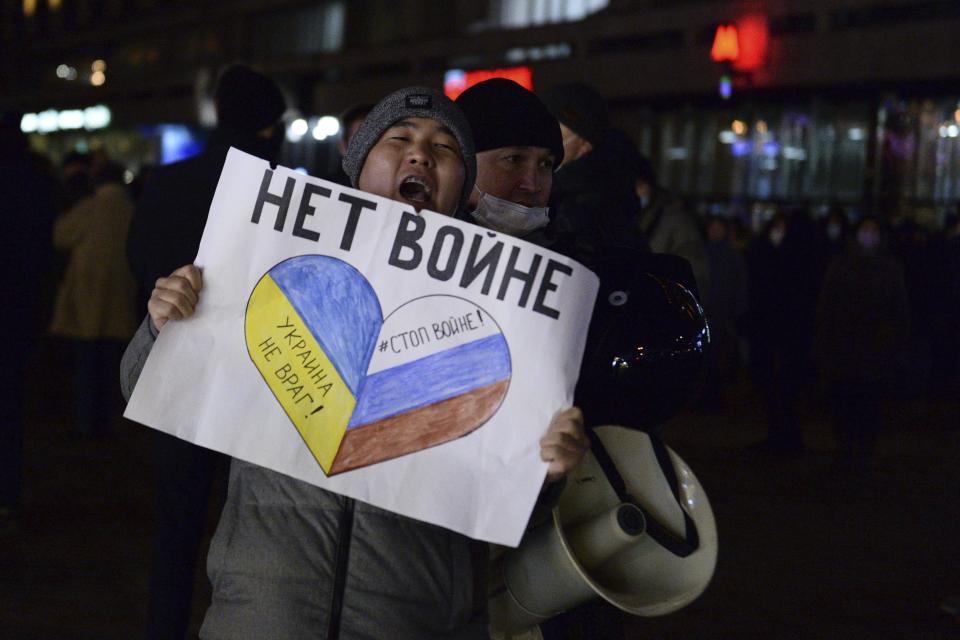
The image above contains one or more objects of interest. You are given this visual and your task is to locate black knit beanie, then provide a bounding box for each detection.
[455,78,564,167]
[215,65,286,134]
[539,82,609,145]
[342,86,477,214]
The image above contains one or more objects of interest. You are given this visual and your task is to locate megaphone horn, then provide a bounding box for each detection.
[489,426,718,635]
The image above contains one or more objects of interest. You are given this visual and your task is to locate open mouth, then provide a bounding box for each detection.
[399,175,432,205]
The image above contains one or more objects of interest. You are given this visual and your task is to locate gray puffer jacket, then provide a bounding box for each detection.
[121,317,488,639]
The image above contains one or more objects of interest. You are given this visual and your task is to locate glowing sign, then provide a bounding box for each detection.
[734,14,769,72]
[443,66,534,100]
[158,125,203,165]
[710,25,740,63]
[57,110,85,130]
[83,105,111,129]
[710,15,768,71]
[719,74,732,100]
[20,104,111,134]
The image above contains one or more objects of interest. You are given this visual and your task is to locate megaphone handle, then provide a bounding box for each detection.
[585,429,700,558]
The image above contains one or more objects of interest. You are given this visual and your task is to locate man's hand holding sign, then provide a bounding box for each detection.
[541,406,589,483]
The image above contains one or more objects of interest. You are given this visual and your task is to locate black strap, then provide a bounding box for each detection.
[586,428,700,558]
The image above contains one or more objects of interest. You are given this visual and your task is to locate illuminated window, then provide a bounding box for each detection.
[23,0,37,18]
[493,0,609,29]
[635,104,872,205]
[251,1,345,59]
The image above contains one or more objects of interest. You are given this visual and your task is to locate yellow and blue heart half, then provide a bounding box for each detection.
[245,255,511,475]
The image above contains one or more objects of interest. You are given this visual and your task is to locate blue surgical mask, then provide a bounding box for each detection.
[470,188,550,237]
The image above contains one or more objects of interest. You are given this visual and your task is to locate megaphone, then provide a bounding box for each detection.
[489,425,717,635]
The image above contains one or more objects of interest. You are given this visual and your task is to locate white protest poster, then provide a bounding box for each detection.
[125,148,599,546]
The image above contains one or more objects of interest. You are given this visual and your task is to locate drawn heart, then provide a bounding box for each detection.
[245,255,512,475]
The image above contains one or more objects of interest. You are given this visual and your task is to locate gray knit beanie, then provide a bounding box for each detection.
[342,86,476,214]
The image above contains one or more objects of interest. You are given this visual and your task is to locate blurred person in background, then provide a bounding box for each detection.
[328,102,373,186]
[700,216,749,409]
[129,163,157,203]
[937,211,960,386]
[728,214,751,252]
[125,63,287,640]
[816,216,909,471]
[0,111,55,529]
[932,211,960,623]
[49,151,95,320]
[744,208,820,456]
[632,147,711,299]
[128,64,286,310]
[889,218,939,398]
[57,150,93,212]
[50,160,138,440]
[821,205,850,262]
[538,82,646,266]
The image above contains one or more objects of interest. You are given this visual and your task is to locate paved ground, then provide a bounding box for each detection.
[627,383,960,640]
[1,340,958,639]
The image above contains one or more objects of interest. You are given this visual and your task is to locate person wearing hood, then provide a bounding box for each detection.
[50,160,138,440]
[128,64,287,309]
[0,111,55,531]
[122,86,587,639]
[629,144,711,299]
[537,82,646,267]
[124,63,287,640]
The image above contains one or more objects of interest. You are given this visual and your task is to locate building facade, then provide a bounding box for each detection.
[3,0,959,220]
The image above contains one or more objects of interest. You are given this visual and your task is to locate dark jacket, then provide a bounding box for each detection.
[126,128,279,307]
[120,318,488,640]
[637,191,711,298]
[1,147,54,337]
[816,247,910,386]
[543,146,647,269]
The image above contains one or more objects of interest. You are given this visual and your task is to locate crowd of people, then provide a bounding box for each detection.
[1,63,959,639]
[732,204,958,469]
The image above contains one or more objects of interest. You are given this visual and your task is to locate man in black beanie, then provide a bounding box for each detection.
[455,78,564,240]
[125,63,286,640]
[482,82,689,640]
[455,75,588,501]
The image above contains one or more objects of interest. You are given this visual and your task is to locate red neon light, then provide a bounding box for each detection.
[732,14,769,72]
[444,66,534,100]
[710,25,740,63]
